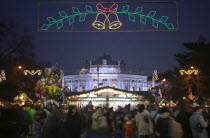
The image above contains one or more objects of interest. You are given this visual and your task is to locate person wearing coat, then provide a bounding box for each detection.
[123,116,135,138]
[190,106,209,138]
[157,106,183,138]
[92,107,102,130]
[41,109,64,138]
[63,105,82,138]
[135,104,153,138]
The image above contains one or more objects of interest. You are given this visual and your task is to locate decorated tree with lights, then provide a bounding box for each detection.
[175,35,210,96]
[157,36,210,101]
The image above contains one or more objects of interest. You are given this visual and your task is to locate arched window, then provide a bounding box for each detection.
[124,85,128,90]
[74,87,78,92]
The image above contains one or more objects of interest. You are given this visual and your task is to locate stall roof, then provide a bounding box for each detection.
[64,86,152,97]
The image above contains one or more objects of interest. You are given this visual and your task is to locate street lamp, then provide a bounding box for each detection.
[14,65,23,74]
[162,78,166,82]
[179,66,199,93]
[18,66,22,69]
[14,65,23,91]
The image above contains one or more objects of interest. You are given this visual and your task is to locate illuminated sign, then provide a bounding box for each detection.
[39,2,177,32]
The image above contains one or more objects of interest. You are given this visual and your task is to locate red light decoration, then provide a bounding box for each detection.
[96,3,118,13]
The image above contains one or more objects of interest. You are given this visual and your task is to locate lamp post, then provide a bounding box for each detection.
[179,66,199,93]
[14,65,23,91]
[14,65,23,74]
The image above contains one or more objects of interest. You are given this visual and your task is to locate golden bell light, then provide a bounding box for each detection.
[92,13,107,29]
[108,13,122,29]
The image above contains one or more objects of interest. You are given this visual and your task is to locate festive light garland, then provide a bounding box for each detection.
[152,70,158,87]
[24,70,42,75]
[0,70,6,82]
[41,3,175,31]
[153,70,159,80]
[79,67,88,77]
[179,70,198,75]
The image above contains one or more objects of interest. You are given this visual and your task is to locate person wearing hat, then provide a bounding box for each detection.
[156,106,183,138]
[123,116,135,138]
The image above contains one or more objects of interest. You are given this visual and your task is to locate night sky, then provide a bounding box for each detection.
[0,0,210,75]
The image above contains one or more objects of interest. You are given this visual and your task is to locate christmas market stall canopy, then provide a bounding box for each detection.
[159,99,176,107]
[64,87,154,107]
[205,98,210,107]
[181,96,210,107]
[13,92,33,105]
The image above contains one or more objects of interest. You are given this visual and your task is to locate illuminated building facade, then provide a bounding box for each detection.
[64,54,148,92]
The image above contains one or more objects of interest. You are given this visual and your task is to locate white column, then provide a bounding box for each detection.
[71,80,73,91]
[109,80,111,87]
[122,80,124,90]
[136,80,139,91]
[89,79,92,90]
[85,79,88,91]
[136,80,138,91]
[77,80,80,92]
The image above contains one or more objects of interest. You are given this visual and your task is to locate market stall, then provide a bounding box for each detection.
[65,87,154,108]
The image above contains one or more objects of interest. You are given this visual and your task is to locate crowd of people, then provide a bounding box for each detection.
[0,101,210,138]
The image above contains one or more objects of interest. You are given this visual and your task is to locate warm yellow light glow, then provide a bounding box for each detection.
[24,70,42,75]
[18,66,22,69]
[191,66,194,69]
[0,70,6,82]
[179,70,198,75]
[162,78,166,82]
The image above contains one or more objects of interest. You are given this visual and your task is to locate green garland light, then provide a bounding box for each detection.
[41,4,175,30]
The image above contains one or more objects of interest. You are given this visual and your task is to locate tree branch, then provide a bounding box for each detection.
[0,43,21,63]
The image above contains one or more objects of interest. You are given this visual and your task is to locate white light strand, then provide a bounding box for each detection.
[152,70,158,87]
[0,70,6,82]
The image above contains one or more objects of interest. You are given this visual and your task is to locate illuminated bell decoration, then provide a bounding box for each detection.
[24,70,42,75]
[92,13,106,29]
[179,70,198,75]
[92,3,122,30]
[108,13,122,29]
[0,70,6,82]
